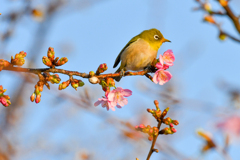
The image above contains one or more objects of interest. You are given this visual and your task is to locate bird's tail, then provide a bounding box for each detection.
[114,68,122,82]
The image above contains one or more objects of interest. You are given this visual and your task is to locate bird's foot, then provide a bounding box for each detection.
[120,69,125,77]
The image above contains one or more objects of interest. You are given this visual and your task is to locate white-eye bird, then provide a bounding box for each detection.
[113,28,171,81]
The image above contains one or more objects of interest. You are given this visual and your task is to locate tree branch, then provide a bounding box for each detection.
[2,66,155,80]
[220,2,240,34]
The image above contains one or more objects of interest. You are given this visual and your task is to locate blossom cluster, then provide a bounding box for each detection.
[160,117,178,135]
[135,124,159,141]
[31,73,61,103]
[59,78,84,90]
[11,51,27,66]
[153,49,175,85]
[0,59,11,71]
[135,100,179,141]
[0,85,11,107]
[94,85,132,111]
[1,51,27,71]
[42,47,68,67]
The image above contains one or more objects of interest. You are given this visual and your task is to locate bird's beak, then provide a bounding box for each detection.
[163,38,171,43]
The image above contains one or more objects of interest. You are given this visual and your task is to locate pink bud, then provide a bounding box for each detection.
[171,128,177,133]
[148,136,153,141]
[35,94,41,103]
[139,124,145,128]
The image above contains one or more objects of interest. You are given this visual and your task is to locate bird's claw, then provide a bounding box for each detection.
[120,69,125,77]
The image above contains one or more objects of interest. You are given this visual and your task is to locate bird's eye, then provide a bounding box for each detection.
[154,35,159,40]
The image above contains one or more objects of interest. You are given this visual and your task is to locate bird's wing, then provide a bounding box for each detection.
[113,36,140,68]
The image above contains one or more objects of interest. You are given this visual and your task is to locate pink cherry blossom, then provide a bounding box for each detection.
[153,69,172,85]
[108,87,132,107]
[162,49,175,66]
[216,116,240,137]
[94,96,117,111]
[156,55,164,69]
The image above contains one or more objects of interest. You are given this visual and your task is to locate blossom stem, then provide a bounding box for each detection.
[146,119,162,160]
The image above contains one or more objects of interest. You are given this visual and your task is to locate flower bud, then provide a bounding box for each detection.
[139,124,145,128]
[163,117,172,125]
[161,107,169,118]
[58,80,70,90]
[71,79,79,90]
[78,80,84,87]
[102,86,110,92]
[0,86,11,107]
[47,74,61,84]
[204,15,215,24]
[3,95,10,100]
[172,120,179,125]
[96,63,108,74]
[171,128,177,133]
[89,71,95,77]
[147,108,153,113]
[219,32,227,41]
[219,0,228,7]
[55,57,68,66]
[203,3,211,12]
[11,51,27,66]
[89,76,100,84]
[42,56,52,67]
[154,100,159,109]
[106,77,115,87]
[153,127,159,136]
[35,93,41,103]
[30,93,36,102]
[0,59,11,71]
[148,136,153,141]
[47,47,55,61]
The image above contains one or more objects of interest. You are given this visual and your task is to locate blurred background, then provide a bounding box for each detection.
[1,0,240,159]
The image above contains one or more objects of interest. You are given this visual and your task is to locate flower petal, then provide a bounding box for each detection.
[94,99,102,107]
[122,89,132,97]
[107,91,115,101]
[159,54,164,65]
[153,70,160,84]
[159,70,172,85]
[155,62,163,69]
[153,69,172,85]
[118,97,128,106]
[116,105,122,108]
[163,49,175,66]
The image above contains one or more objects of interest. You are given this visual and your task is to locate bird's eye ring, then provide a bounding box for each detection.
[154,35,159,40]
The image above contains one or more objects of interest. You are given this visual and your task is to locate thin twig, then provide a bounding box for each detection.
[146,120,162,160]
[219,1,240,34]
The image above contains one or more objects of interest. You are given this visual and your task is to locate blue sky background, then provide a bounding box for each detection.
[1,0,240,160]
